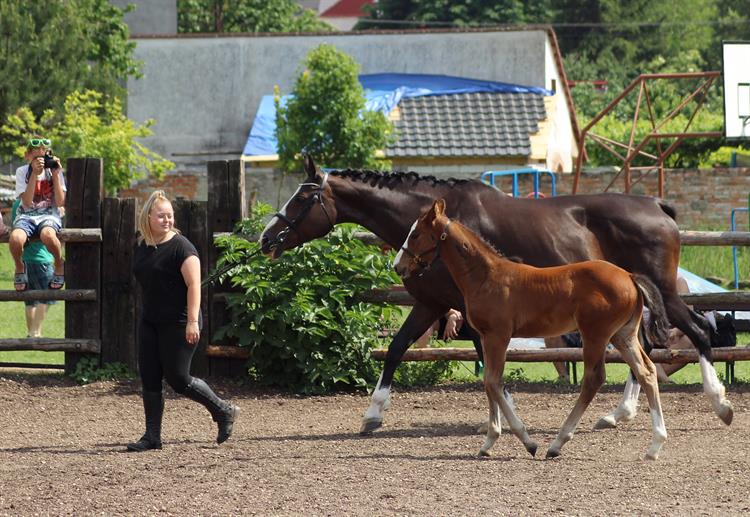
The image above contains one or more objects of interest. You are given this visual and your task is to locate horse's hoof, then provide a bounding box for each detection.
[478,449,491,457]
[545,449,561,460]
[644,452,659,461]
[477,421,489,434]
[359,418,383,435]
[718,402,733,426]
[593,416,617,430]
[526,442,538,458]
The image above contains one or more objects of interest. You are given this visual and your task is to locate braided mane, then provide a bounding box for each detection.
[330,168,470,189]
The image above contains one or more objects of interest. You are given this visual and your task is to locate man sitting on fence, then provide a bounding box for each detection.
[9,136,66,291]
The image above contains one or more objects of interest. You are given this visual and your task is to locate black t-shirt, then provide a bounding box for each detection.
[134,234,201,324]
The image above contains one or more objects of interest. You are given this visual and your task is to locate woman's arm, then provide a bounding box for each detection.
[181,254,202,345]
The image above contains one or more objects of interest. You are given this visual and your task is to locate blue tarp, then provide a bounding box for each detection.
[243,73,553,156]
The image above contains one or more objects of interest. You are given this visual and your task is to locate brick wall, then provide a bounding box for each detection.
[118,171,203,207]
[118,167,750,231]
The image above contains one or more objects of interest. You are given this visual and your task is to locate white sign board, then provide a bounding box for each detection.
[723,41,750,139]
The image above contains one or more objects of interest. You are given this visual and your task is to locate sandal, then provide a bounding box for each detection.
[14,270,28,292]
[49,273,65,290]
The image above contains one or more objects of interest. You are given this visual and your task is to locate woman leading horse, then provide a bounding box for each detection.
[394,199,670,460]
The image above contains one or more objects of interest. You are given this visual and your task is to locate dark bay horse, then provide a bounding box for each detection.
[259,155,732,433]
[394,199,669,460]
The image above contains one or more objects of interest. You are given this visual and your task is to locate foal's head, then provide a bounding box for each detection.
[394,199,451,279]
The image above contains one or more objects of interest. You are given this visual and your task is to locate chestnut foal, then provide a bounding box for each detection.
[394,199,670,460]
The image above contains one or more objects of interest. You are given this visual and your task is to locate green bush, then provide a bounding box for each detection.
[214,203,403,394]
[70,357,134,385]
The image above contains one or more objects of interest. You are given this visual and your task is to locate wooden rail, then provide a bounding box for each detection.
[0,290,97,302]
[0,338,100,353]
[205,343,750,364]
[0,228,102,243]
[212,230,750,247]
[370,346,750,363]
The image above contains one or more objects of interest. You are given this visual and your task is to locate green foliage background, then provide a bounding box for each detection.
[0,1,139,125]
[177,0,334,33]
[275,44,393,173]
[214,203,402,394]
[0,90,173,195]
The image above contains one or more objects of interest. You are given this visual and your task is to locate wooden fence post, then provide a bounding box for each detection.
[100,197,137,369]
[207,160,246,377]
[64,158,103,373]
[173,198,209,376]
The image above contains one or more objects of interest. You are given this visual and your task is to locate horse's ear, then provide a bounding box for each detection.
[302,153,317,180]
[433,199,446,216]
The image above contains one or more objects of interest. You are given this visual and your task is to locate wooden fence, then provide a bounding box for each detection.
[2,158,750,380]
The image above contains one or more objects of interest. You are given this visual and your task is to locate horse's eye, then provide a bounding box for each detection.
[295,195,305,203]
[410,231,420,240]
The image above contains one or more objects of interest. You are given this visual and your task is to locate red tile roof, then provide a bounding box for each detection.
[320,0,374,18]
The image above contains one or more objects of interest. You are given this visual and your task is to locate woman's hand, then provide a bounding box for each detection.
[186,321,200,345]
[442,309,464,341]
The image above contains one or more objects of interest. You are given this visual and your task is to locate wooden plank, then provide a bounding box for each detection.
[101,198,137,368]
[206,160,247,377]
[205,344,750,364]
[0,290,96,302]
[370,346,750,363]
[0,362,65,370]
[174,198,210,376]
[679,231,750,246]
[64,158,103,373]
[0,338,100,353]
[0,228,102,244]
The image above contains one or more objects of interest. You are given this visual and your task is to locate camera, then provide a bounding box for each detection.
[43,150,59,170]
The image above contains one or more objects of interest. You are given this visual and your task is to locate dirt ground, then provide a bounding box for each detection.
[0,374,749,516]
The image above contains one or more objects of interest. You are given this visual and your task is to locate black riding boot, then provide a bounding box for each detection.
[126,390,164,451]
[182,378,240,444]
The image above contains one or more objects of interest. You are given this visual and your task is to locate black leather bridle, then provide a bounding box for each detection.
[269,172,334,249]
[203,173,334,286]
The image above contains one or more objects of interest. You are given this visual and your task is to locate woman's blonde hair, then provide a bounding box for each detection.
[137,190,180,246]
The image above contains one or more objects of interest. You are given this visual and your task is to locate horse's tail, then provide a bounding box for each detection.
[632,273,670,351]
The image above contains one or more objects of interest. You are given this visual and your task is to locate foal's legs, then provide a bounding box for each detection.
[546,336,608,459]
[611,331,667,460]
[479,332,537,457]
[594,371,641,429]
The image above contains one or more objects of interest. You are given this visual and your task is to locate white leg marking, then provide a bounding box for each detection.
[699,356,733,424]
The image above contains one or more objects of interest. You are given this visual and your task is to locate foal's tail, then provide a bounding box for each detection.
[632,274,670,351]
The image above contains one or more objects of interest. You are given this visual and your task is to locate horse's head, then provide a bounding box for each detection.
[394,198,450,279]
[259,154,336,259]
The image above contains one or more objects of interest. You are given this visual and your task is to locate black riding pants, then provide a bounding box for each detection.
[138,319,197,394]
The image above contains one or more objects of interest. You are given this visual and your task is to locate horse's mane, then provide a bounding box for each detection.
[330,168,471,189]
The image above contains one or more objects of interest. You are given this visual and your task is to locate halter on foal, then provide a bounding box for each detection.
[395,199,670,460]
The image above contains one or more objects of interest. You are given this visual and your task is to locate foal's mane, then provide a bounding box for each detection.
[330,168,470,189]
[448,218,511,261]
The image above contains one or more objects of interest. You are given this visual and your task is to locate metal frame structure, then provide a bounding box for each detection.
[572,72,723,197]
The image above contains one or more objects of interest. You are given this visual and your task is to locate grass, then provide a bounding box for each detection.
[0,245,64,365]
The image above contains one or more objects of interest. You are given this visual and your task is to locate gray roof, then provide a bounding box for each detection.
[386,91,547,158]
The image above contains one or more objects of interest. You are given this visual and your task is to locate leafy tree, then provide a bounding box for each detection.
[214,203,402,394]
[275,44,393,172]
[0,90,173,195]
[358,0,555,29]
[0,0,140,125]
[178,0,333,33]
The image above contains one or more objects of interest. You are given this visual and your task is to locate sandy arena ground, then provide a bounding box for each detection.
[0,374,749,516]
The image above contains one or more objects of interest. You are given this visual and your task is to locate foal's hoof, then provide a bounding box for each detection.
[644,452,659,461]
[545,449,561,460]
[593,416,617,430]
[526,442,538,458]
[478,449,491,457]
[359,418,383,435]
[717,402,734,426]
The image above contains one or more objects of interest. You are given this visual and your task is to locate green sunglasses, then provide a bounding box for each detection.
[27,138,51,147]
